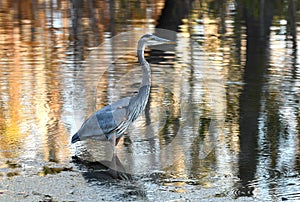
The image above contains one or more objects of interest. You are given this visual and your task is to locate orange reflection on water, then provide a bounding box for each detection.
[0,0,73,162]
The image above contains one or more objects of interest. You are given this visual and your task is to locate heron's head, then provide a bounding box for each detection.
[140,33,173,46]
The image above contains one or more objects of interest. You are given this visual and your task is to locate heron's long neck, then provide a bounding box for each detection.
[137,41,151,87]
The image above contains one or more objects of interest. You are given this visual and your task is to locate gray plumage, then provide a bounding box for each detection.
[71,34,171,146]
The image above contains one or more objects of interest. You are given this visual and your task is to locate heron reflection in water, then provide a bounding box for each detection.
[71,34,173,155]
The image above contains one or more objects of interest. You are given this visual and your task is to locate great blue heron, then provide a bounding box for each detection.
[71,34,172,153]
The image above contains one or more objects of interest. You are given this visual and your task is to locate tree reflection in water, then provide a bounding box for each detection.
[0,0,299,201]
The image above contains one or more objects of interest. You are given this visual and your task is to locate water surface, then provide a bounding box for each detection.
[0,0,299,201]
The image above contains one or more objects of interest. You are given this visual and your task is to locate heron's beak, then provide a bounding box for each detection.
[165,41,176,44]
[150,35,175,45]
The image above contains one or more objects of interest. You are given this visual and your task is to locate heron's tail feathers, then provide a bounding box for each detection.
[71,133,80,143]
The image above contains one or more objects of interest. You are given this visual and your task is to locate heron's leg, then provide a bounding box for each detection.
[109,136,117,176]
[109,135,117,154]
[109,154,118,178]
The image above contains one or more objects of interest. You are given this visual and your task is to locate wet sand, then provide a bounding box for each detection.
[0,163,255,202]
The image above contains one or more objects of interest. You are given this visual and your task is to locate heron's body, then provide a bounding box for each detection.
[71,34,170,150]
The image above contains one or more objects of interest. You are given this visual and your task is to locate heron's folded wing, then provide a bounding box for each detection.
[95,97,131,135]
